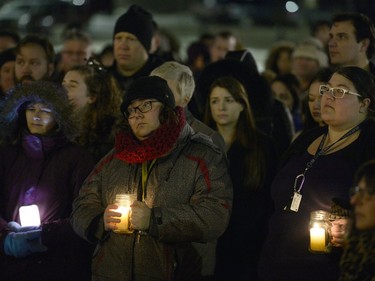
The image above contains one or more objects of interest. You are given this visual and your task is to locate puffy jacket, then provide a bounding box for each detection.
[71,124,233,281]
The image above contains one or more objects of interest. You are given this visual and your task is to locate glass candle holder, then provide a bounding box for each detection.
[309,210,331,253]
[113,193,136,234]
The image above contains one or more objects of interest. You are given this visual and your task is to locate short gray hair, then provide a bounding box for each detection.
[151,61,195,101]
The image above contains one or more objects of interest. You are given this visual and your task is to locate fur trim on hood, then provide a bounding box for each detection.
[0,81,78,142]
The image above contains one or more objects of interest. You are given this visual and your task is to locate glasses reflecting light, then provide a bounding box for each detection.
[319,85,361,99]
[124,100,158,119]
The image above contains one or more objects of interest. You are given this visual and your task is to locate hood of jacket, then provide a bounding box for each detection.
[0,81,77,142]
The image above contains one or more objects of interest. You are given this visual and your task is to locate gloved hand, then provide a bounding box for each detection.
[4,222,48,258]
[8,221,40,232]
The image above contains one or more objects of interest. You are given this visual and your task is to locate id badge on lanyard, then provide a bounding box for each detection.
[284,173,304,212]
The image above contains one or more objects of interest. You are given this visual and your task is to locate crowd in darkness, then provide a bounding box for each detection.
[0,3,374,281]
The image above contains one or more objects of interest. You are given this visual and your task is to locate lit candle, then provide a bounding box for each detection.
[310,225,326,252]
[19,204,41,227]
[113,194,136,234]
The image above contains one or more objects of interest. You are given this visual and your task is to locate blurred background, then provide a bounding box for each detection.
[0,0,374,70]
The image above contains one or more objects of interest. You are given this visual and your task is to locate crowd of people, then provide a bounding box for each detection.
[0,3,374,281]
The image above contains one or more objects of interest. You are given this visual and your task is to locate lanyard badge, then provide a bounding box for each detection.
[284,173,304,212]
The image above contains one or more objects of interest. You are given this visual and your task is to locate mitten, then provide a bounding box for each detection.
[4,227,47,258]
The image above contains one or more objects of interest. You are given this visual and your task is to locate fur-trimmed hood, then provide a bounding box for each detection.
[0,81,77,142]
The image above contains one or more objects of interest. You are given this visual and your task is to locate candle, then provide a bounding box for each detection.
[310,225,326,252]
[113,194,136,234]
[19,204,41,227]
[114,205,132,234]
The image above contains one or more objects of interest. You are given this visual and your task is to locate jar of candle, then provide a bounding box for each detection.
[309,210,331,253]
[113,193,137,234]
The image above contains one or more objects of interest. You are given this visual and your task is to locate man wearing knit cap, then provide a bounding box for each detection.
[109,4,163,94]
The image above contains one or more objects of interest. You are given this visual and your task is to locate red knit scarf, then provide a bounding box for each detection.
[115,107,185,164]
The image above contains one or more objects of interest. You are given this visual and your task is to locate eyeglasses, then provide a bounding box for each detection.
[319,85,361,99]
[124,100,158,119]
[349,185,374,200]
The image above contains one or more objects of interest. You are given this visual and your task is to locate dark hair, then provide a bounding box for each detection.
[0,30,20,44]
[271,73,300,112]
[301,67,334,130]
[204,76,266,191]
[68,63,122,146]
[186,41,210,68]
[333,66,375,119]
[265,44,294,75]
[310,20,331,36]
[16,35,55,64]
[332,12,375,59]
[354,159,375,193]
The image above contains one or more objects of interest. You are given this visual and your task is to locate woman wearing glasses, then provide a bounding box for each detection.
[71,76,232,281]
[339,160,375,281]
[62,58,122,163]
[258,66,375,281]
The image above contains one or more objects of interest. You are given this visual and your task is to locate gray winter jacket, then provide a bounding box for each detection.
[71,124,233,281]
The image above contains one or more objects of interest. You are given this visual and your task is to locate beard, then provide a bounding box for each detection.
[16,72,51,84]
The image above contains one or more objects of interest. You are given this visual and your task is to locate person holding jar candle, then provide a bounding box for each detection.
[0,81,95,281]
[71,75,232,281]
[338,159,375,281]
[258,66,375,281]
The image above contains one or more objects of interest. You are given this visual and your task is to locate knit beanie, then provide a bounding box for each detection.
[121,76,175,114]
[0,47,15,69]
[113,5,154,52]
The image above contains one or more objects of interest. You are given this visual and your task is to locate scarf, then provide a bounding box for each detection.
[115,107,185,164]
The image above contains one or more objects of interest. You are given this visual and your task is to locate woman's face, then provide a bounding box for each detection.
[320,73,369,129]
[350,178,375,231]
[271,80,293,111]
[209,86,243,128]
[0,61,15,93]
[308,81,323,125]
[62,70,94,110]
[277,50,292,75]
[127,99,163,141]
[26,103,56,135]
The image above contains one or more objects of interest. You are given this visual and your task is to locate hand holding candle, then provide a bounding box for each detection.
[105,194,137,234]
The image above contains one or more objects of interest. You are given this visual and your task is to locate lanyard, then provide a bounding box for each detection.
[293,124,361,193]
[141,159,156,202]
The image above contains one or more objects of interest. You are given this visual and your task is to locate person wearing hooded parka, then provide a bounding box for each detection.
[0,81,95,281]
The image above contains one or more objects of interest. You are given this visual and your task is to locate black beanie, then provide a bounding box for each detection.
[121,76,175,114]
[0,47,15,69]
[113,5,154,52]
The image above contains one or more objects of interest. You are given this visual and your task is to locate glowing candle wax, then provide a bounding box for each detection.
[310,226,326,252]
[19,204,41,227]
[113,194,136,234]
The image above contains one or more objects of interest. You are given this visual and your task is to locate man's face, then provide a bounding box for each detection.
[60,39,91,72]
[328,20,365,66]
[15,44,53,84]
[113,32,148,75]
[209,36,236,63]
